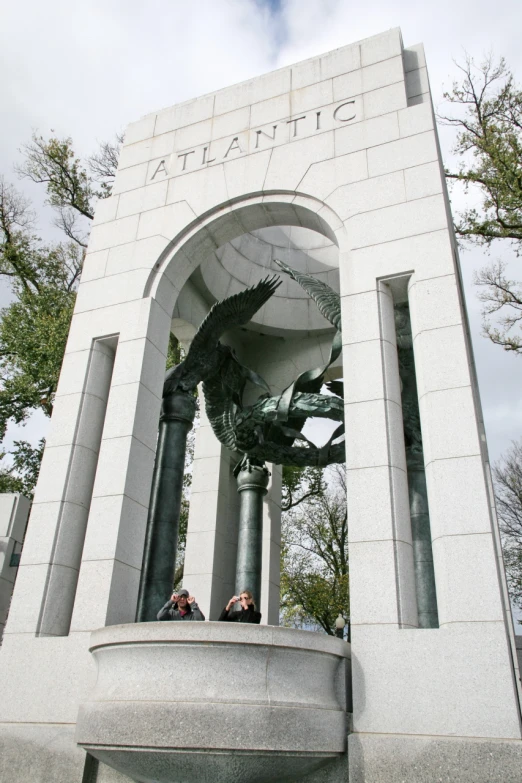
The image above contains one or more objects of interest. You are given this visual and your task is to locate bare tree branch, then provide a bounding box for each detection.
[439,54,522,248]
[440,54,522,353]
[281,466,349,635]
[16,134,95,220]
[88,134,123,198]
[54,207,89,249]
[494,440,522,609]
[475,260,522,351]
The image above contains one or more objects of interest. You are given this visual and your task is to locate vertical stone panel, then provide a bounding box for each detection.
[342,282,417,630]
[70,334,165,632]
[8,339,116,637]
[183,401,237,620]
[261,464,282,626]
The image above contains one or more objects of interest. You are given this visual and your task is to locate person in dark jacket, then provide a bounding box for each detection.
[157,588,205,621]
[218,590,261,624]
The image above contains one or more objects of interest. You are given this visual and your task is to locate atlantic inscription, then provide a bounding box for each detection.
[149,97,361,181]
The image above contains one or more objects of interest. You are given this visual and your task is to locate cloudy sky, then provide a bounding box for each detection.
[2,0,522,623]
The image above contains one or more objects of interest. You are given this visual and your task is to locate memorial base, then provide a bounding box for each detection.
[348,733,522,783]
[0,723,86,783]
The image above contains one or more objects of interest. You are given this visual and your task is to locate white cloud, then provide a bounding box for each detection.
[1,0,278,165]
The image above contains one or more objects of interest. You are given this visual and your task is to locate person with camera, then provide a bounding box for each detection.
[157,588,205,621]
[218,590,261,624]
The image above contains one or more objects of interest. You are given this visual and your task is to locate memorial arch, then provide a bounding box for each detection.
[0,27,521,783]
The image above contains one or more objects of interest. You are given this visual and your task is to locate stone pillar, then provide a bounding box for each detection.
[137,390,196,622]
[183,400,237,620]
[407,272,510,631]
[69,301,170,633]
[343,280,418,633]
[261,464,282,626]
[4,337,117,637]
[235,461,270,606]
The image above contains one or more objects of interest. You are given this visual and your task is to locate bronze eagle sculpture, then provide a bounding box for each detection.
[196,261,346,467]
[163,275,281,399]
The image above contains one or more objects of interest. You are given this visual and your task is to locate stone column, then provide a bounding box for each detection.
[234,461,270,605]
[6,337,117,637]
[343,281,418,632]
[183,399,237,620]
[136,390,196,622]
[260,463,282,625]
[69,302,170,633]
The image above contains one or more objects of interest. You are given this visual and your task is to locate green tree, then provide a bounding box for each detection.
[0,178,81,436]
[280,465,349,635]
[173,421,196,590]
[493,439,522,609]
[16,133,121,247]
[0,133,121,493]
[0,439,45,497]
[440,55,522,352]
[281,464,325,511]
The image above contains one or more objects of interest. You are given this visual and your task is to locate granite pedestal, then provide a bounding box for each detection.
[76,623,351,783]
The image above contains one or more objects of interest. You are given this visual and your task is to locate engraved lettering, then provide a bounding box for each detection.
[178,150,195,171]
[255,125,278,149]
[333,101,356,123]
[153,100,359,179]
[286,116,306,137]
[202,146,216,165]
[151,159,169,180]
[224,137,244,158]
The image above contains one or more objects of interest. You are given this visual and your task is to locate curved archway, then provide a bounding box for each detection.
[141,191,346,626]
[144,191,348,323]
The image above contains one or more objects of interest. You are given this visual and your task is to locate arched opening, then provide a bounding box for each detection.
[141,195,346,624]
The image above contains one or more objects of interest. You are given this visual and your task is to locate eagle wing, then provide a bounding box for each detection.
[186,275,281,362]
[274,259,341,330]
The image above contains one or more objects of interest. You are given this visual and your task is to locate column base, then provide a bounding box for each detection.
[348,732,522,783]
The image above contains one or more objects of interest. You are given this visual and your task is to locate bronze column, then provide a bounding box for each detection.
[234,460,270,606]
[136,390,196,622]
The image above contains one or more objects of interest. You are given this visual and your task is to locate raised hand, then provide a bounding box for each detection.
[187,595,195,604]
